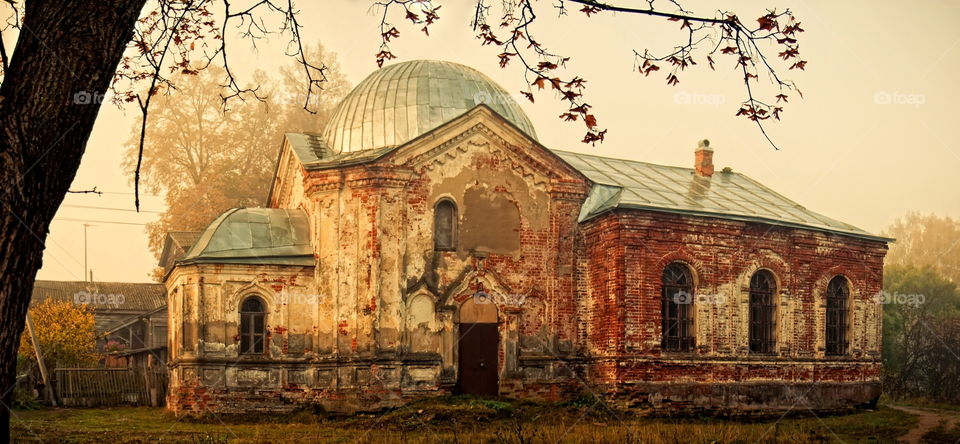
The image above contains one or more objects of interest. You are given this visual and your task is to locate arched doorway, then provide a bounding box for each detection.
[456,294,499,396]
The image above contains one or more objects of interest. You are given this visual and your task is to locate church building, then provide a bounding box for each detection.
[163,60,889,414]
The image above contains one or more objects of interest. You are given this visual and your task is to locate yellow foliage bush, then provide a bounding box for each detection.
[18,299,100,369]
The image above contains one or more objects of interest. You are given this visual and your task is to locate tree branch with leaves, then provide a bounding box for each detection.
[372,0,805,148]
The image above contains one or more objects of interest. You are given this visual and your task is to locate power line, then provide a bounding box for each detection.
[54,218,149,226]
[90,190,163,198]
[61,204,163,214]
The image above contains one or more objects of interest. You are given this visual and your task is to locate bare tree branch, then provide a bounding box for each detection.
[66,187,102,195]
[111,0,329,210]
[0,34,8,74]
[132,0,199,211]
[0,0,23,76]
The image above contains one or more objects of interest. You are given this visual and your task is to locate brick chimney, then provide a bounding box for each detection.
[694,139,714,177]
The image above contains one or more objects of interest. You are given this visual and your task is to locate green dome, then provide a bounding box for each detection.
[180,208,313,265]
[322,60,537,153]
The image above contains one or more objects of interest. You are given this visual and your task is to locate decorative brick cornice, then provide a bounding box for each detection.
[403,123,486,169]
[547,181,589,201]
[401,121,587,187]
[304,181,342,195]
[345,176,410,189]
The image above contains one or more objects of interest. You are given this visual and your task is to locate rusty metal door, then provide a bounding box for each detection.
[457,322,499,396]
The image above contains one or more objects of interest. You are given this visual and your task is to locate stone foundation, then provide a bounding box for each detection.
[602,381,881,416]
[168,358,881,415]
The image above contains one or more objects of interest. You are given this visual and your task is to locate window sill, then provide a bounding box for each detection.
[659,350,698,356]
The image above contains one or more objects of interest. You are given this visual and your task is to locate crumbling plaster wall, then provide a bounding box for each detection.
[386,120,588,382]
[275,116,589,391]
[165,263,317,394]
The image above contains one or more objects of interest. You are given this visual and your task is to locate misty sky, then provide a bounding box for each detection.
[33,0,960,283]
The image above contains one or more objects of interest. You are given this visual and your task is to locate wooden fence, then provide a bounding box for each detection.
[54,368,168,407]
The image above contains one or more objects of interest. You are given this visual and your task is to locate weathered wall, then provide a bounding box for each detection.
[168,110,590,413]
[166,263,318,412]
[168,107,886,415]
[578,209,886,410]
[388,117,588,386]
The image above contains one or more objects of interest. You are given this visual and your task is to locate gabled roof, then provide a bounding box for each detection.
[179,208,314,266]
[555,150,890,242]
[31,280,166,312]
[158,231,203,273]
[168,231,201,250]
[278,100,886,243]
[285,132,396,168]
[283,104,557,173]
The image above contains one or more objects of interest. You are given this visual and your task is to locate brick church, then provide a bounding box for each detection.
[163,60,889,414]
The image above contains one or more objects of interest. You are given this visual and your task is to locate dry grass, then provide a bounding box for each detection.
[10,397,916,443]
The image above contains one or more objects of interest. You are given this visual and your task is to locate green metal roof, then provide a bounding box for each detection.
[554,150,890,242]
[285,132,397,168]
[322,60,537,153]
[179,208,314,266]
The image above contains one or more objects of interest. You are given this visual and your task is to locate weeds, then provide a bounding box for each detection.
[11,400,919,443]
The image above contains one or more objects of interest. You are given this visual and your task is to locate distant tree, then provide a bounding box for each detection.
[123,66,281,259]
[124,50,348,264]
[882,264,960,403]
[18,299,100,370]
[276,44,351,134]
[883,212,960,283]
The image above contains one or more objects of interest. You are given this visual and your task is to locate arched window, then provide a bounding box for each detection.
[661,262,695,352]
[240,297,266,354]
[434,199,457,251]
[825,276,850,355]
[749,270,777,354]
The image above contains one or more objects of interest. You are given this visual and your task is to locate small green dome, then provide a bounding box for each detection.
[322,60,537,153]
[180,208,313,265]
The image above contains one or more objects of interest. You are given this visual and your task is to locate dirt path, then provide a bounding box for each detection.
[890,405,960,444]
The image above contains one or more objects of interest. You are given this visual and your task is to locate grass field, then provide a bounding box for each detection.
[10,397,922,443]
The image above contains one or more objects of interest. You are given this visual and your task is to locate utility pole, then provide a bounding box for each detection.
[25,312,56,407]
[83,223,95,281]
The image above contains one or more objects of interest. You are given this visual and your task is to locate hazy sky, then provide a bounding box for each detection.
[34,0,960,283]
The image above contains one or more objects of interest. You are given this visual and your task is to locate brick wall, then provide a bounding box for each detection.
[576,209,886,410]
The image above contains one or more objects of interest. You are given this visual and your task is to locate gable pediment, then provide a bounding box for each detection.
[382,105,588,188]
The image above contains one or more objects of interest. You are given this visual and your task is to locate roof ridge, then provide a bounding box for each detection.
[34,280,162,285]
[553,149,889,242]
[551,149,698,173]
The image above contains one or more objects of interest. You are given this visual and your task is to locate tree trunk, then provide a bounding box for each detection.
[0,1,147,438]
